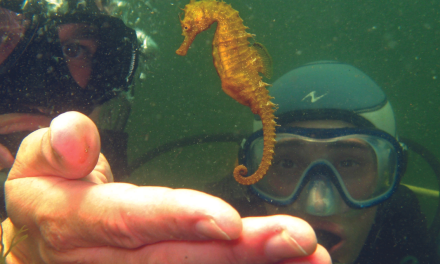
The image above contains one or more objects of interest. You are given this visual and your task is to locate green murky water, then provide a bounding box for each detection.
[113,1,440,261]
[123,0,439,213]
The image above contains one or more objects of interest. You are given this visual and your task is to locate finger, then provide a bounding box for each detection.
[39,215,323,264]
[4,110,241,248]
[79,153,114,184]
[280,245,331,264]
[6,180,243,248]
[8,111,101,180]
[239,216,317,262]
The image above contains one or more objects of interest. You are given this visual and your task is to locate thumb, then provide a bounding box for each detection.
[8,111,101,180]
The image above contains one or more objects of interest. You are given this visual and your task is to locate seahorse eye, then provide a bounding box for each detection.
[183,24,191,31]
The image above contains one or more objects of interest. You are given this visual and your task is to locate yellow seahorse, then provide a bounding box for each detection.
[176,0,277,185]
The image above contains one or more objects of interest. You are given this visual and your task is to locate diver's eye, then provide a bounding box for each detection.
[62,42,84,58]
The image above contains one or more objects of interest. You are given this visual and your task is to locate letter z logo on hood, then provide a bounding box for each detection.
[301,91,329,103]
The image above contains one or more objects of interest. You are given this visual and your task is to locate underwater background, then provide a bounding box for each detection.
[116,0,439,226]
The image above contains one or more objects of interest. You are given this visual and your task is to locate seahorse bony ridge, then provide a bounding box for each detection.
[177,0,277,185]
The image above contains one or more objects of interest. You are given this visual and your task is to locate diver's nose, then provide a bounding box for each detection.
[305,175,339,216]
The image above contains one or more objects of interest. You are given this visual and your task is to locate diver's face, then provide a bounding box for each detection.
[264,120,377,264]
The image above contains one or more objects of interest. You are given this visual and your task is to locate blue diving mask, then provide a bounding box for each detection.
[240,127,407,215]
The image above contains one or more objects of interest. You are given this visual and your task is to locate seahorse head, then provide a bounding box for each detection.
[176,0,215,56]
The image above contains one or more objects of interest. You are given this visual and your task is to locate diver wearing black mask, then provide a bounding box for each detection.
[0,1,139,204]
[1,1,138,116]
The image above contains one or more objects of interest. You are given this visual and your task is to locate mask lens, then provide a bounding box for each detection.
[58,23,98,88]
[246,128,402,208]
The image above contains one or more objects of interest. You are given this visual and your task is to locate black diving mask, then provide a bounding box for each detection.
[0,8,138,116]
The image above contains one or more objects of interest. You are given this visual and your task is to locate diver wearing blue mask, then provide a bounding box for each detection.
[245,126,406,214]
[208,61,437,264]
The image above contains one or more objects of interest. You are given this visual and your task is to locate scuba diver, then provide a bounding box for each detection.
[0,0,139,213]
[207,61,439,264]
[0,1,331,263]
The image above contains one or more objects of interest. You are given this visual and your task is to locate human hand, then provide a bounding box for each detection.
[2,111,330,264]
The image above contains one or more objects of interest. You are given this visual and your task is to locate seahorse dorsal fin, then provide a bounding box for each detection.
[252,42,273,79]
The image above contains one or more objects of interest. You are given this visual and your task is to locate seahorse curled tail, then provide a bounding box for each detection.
[234,85,277,185]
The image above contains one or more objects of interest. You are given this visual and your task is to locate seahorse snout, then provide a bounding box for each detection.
[176,34,196,56]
